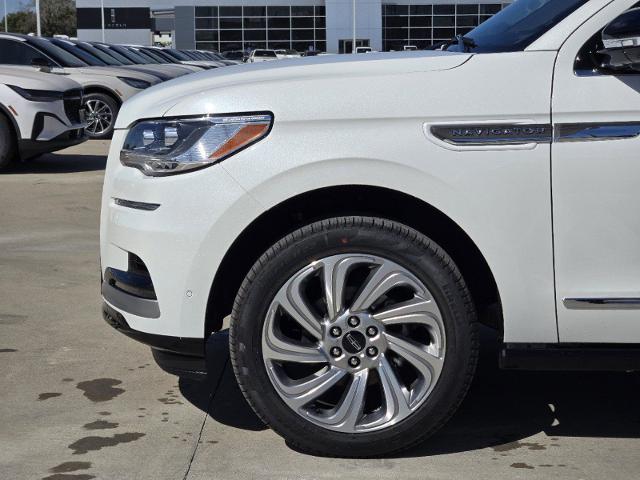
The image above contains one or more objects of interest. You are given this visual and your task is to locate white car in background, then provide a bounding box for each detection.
[248,49,279,62]
[0,33,160,139]
[0,67,85,170]
[101,0,640,460]
[275,49,301,59]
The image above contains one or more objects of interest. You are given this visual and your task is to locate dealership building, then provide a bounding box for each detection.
[76,0,511,54]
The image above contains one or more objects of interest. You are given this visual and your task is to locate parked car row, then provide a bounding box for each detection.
[0,34,245,170]
[229,48,330,63]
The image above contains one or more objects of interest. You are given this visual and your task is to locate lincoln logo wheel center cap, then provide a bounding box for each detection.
[342,331,366,354]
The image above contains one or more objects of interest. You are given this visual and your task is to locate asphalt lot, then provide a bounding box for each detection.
[1,140,640,480]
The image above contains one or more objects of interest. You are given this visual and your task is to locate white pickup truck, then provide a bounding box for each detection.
[100,0,640,457]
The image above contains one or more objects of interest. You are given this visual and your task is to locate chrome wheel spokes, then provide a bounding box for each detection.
[85,100,113,135]
[262,254,446,433]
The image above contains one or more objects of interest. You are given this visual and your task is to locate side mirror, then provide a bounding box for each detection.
[31,57,52,72]
[599,8,640,71]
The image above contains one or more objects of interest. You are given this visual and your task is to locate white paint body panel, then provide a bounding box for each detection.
[102,49,557,342]
[100,1,640,344]
[552,0,640,342]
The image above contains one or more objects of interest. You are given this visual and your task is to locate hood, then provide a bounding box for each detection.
[182,60,227,68]
[69,66,160,84]
[0,66,81,91]
[116,51,470,128]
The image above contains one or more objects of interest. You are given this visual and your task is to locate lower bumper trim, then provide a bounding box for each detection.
[102,282,160,319]
[102,302,204,357]
[19,128,86,160]
[152,349,207,380]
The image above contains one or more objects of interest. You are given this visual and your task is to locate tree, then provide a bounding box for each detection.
[3,10,36,34]
[41,0,76,37]
[1,0,76,36]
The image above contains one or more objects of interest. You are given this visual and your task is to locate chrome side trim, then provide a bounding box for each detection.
[563,297,640,310]
[555,123,640,142]
[430,124,553,146]
[113,198,160,211]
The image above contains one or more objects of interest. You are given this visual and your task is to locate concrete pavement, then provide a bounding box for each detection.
[1,141,639,480]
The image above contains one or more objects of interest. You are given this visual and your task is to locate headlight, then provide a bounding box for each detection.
[7,85,63,102]
[120,113,273,176]
[118,77,152,89]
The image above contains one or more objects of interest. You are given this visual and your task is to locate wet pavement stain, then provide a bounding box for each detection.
[62,378,74,382]
[76,379,125,402]
[0,348,18,352]
[42,474,95,480]
[83,420,119,430]
[49,462,92,473]
[157,397,183,405]
[511,463,535,469]
[0,313,28,325]
[493,441,546,452]
[38,393,62,401]
[68,433,145,454]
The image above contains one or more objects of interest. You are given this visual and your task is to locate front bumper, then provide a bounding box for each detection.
[100,130,263,339]
[19,127,86,160]
[102,301,207,379]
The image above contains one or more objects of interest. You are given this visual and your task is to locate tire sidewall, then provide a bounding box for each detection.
[231,218,477,456]
[0,114,16,170]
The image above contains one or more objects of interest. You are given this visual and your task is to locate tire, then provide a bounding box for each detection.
[230,216,478,457]
[0,113,17,170]
[84,93,119,139]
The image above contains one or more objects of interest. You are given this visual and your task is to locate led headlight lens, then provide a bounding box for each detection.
[7,85,64,102]
[120,114,272,176]
[117,77,152,89]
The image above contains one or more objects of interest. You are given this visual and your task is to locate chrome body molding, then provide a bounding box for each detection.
[555,123,640,142]
[430,122,640,146]
[563,297,640,310]
[430,124,553,146]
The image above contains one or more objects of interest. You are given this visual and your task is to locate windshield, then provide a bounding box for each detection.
[255,50,277,58]
[130,48,161,63]
[107,45,147,64]
[447,0,590,53]
[76,42,121,65]
[51,39,106,66]
[165,49,190,61]
[150,49,178,62]
[26,37,87,67]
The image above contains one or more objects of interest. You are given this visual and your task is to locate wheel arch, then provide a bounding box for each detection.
[205,185,502,337]
[0,103,21,139]
[83,86,122,107]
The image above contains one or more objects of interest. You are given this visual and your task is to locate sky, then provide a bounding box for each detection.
[2,0,35,18]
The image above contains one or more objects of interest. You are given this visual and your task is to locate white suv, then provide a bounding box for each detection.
[0,67,85,169]
[248,49,279,62]
[101,0,640,457]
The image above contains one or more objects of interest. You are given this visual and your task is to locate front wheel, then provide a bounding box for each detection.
[84,93,118,139]
[230,217,478,457]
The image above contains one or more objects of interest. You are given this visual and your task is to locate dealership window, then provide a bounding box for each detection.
[195,5,326,53]
[382,3,506,51]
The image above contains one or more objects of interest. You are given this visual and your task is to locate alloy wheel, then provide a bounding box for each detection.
[85,99,113,136]
[261,254,446,433]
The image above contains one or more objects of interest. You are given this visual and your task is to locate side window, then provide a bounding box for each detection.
[575,2,640,73]
[0,39,51,66]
